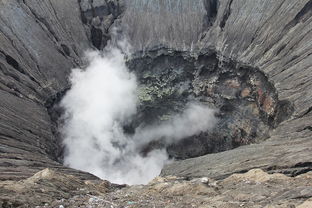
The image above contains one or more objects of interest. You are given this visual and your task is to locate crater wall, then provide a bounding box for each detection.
[0,0,311,181]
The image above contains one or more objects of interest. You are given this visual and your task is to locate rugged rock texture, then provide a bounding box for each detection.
[0,169,112,207]
[1,168,311,207]
[79,0,125,49]
[0,0,311,206]
[158,0,312,178]
[0,0,122,180]
[127,49,293,159]
[121,0,208,50]
[120,0,312,177]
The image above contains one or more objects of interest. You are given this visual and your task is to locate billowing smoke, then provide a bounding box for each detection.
[133,103,217,147]
[60,46,217,185]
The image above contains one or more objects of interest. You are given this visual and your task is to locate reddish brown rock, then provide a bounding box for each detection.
[241,88,251,97]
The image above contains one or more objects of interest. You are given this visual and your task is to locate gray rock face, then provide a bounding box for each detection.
[0,0,311,183]
[121,0,208,50]
[0,0,96,180]
[159,0,312,178]
[79,0,125,49]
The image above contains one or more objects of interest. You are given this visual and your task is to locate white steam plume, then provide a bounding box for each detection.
[133,103,217,147]
[60,46,217,185]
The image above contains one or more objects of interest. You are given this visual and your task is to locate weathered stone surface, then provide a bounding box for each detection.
[0,168,113,207]
[0,0,311,202]
[1,168,310,207]
[0,0,116,181]
[121,0,208,50]
[79,0,125,49]
[161,115,312,178]
[127,50,291,159]
[150,0,312,179]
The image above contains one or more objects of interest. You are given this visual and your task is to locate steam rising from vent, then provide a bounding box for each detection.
[60,46,217,185]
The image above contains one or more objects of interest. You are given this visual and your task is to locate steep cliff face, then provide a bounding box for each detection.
[0,0,117,180]
[121,0,208,50]
[159,0,312,178]
[0,0,311,185]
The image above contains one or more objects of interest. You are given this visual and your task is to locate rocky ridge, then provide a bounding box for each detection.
[1,168,312,207]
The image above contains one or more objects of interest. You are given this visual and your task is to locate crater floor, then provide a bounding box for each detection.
[127,49,293,159]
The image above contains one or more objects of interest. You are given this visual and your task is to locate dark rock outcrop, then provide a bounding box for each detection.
[127,49,293,159]
[79,0,125,49]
